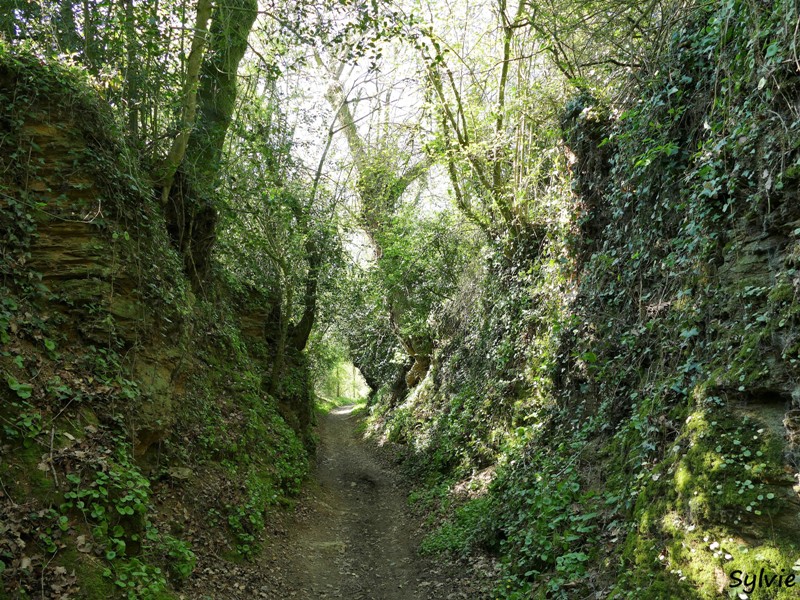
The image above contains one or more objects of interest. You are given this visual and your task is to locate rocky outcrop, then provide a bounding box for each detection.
[0,61,240,459]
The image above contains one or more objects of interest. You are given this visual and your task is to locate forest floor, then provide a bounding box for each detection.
[181,405,495,599]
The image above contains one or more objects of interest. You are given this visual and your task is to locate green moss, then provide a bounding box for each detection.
[61,407,100,441]
[178,378,307,559]
[616,395,799,598]
[615,530,694,599]
[2,442,59,503]
[676,408,788,522]
[57,548,116,600]
[657,519,800,599]
[768,282,795,305]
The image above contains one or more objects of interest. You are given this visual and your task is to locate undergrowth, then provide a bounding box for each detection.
[367,0,800,597]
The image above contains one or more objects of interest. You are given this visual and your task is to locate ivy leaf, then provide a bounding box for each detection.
[6,375,32,399]
[765,42,779,59]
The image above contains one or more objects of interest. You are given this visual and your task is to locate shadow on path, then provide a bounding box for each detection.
[279,405,431,599]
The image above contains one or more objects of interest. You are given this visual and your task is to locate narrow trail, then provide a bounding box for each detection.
[277,405,457,599]
[182,405,492,599]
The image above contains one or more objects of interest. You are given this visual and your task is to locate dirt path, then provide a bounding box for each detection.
[277,405,456,599]
[181,405,492,599]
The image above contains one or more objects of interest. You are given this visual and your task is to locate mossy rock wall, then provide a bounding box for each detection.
[0,50,191,452]
[0,49,308,598]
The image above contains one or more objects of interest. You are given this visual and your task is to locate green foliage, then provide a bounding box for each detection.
[378,206,476,344]
[225,503,261,559]
[365,1,800,598]
[419,495,491,556]
[5,376,34,400]
[58,443,191,596]
[0,19,318,600]
[61,458,148,522]
[101,558,167,599]
[3,0,800,597]
[336,267,403,393]
[173,349,308,560]
[217,399,306,559]
[308,334,349,393]
[1,0,215,160]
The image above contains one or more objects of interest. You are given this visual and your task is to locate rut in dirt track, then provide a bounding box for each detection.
[279,405,434,599]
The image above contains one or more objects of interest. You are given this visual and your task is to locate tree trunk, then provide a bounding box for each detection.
[157,0,212,199]
[0,1,18,41]
[184,0,258,194]
[269,275,292,395]
[122,0,139,143]
[164,0,258,287]
[82,0,99,72]
[288,228,322,352]
[56,0,80,53]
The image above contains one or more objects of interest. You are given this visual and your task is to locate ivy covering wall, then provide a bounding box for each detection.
[368,0,800,597]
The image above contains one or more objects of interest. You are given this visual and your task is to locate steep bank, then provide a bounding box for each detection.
[0,48,309,598]
[366,0,800,597]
